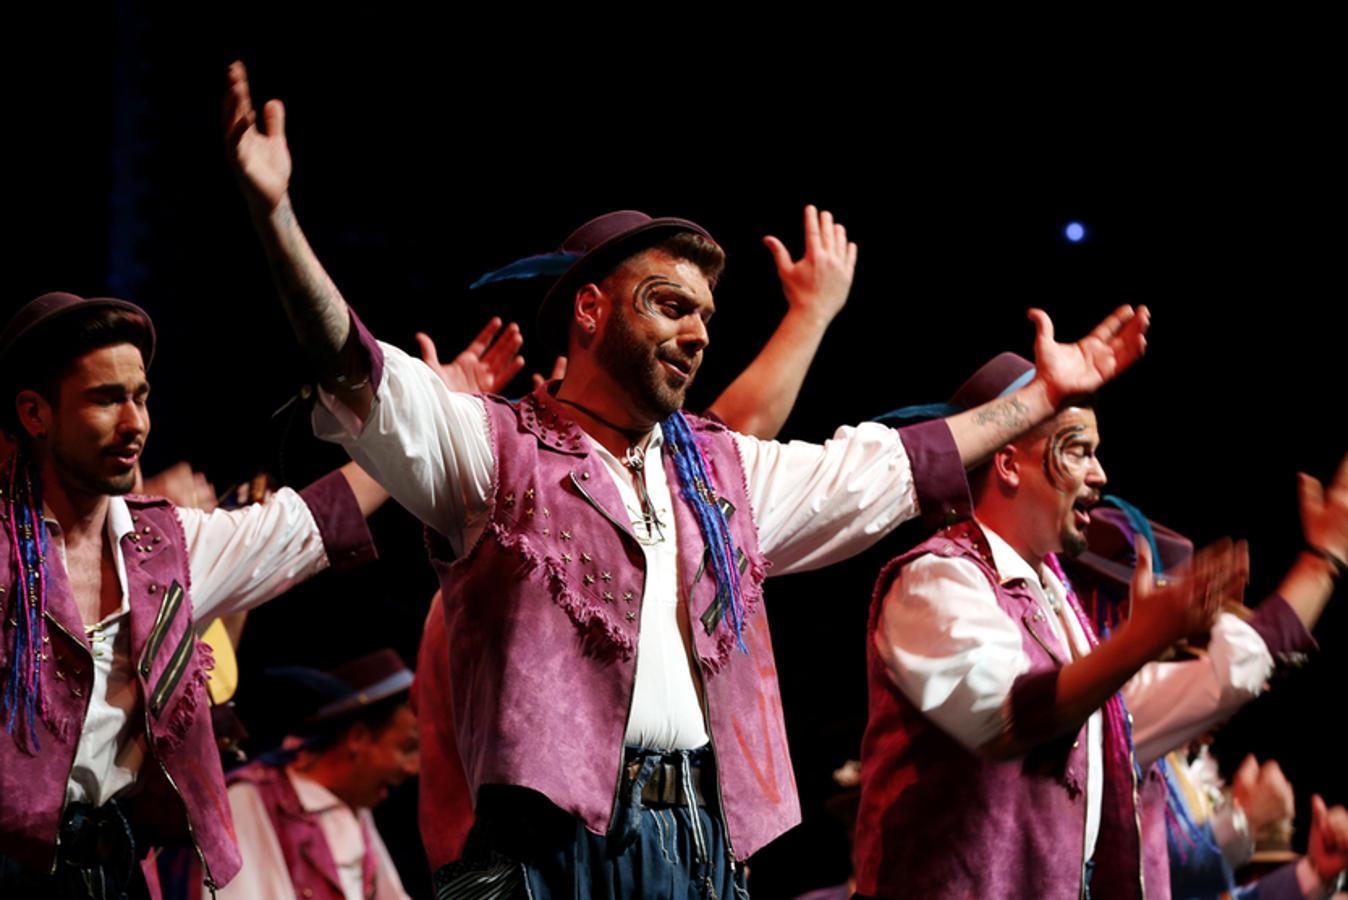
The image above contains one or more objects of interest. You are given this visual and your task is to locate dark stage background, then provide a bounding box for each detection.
[13,12,1345,898]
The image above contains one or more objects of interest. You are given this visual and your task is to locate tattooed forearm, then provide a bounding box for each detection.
[264,196,352,369]
[971,396,1030,433]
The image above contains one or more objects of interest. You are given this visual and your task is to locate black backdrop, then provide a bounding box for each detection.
[13,11,1344,897]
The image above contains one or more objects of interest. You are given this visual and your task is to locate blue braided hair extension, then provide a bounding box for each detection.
[3,449,52,752]
[661,411,748,654]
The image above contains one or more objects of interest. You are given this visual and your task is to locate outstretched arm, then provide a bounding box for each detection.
[988,537,1245,756]
[879,535,1246,759]
[707,205,856,439]
[1280,455,1348,628]
[224,61,371,415]
[943,305,1151,468]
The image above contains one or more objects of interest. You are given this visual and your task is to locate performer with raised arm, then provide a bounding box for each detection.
[852,353,1297,899]
[225,60,1173,897]
[0,292,381,899]
[414,202,862,871]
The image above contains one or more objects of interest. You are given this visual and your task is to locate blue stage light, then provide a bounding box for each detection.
[1065,222,1085,242]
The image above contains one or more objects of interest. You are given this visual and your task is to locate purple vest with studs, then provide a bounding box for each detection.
[429,384,797,860]
[853,521,1150,900]
[0,496,241,888]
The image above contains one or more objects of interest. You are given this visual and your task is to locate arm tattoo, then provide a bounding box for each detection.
[971,396,1030,433]
[269,196,352,368]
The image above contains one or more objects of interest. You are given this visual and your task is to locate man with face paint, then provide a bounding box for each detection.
[225,62,1158,897]
[852,353,1259,900]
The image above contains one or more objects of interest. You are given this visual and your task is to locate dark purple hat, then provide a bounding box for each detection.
[536,211,716,349]
[1066,507,1194,595]
[948,352,1035,408]
[305,648,414,727]
[0,291,156,373]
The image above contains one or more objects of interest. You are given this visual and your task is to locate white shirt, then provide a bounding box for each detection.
[314,343,924,748]
[212,768,409,900]
[874,520,1276,865]
[875,523,1105,860]
[47,489,336,805]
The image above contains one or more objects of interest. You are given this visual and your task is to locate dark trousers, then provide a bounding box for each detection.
[435,746,750,899]
[0,800,152,900]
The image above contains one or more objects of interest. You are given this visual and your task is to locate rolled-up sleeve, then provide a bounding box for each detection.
[739,419,967,574]
[312,341,494,551]
[180,472,375,622]
[875,554,1028,752]
[1125,612,1275,769]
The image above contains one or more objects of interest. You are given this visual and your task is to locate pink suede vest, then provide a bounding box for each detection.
[854,521,1149,899]
[0,495,240,889]
[428,385,797,860]
[228,761,379,900]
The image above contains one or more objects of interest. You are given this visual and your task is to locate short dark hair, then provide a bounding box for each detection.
[303,693,410,755]
[1,306,153,437]
[649,232,726,287]
[595,230,726,292]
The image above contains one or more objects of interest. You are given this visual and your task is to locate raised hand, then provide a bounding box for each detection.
[1129,537,1248,652]
[1308,794,1348,886]
[1300,454,1348,571]
[532,356,568,391]
[763,205,858,326]
[224,60,291,211]
[416,318,525,394]
[1231,754,1295,834]
[1029,305,1151,407]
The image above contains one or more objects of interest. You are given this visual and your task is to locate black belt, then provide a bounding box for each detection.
[625,752,710,808]
[59,800,139,870]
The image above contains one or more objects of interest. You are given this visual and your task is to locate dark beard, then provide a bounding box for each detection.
[1061,528,1089,558]
[595,310,690,420]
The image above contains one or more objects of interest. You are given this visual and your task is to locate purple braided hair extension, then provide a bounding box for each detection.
[2,450,52,752]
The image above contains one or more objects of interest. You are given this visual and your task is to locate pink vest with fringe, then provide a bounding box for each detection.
[428,385,798,860]
[0,496,240,889]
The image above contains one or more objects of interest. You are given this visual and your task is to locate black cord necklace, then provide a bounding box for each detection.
[556,398,665,541]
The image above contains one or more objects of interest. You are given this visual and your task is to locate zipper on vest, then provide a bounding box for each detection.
[139,582,184,678]
[148,625,195,717]
[1127,710,1146,900]
[43,612,92,875]
[143,699,217,897]
[686,601,738,874]
[1078,725,1089,900]
[608,613,644,831]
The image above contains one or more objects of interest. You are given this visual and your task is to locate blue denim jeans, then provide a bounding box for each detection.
[435,746,749,899]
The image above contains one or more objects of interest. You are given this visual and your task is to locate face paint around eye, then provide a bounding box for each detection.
[1042,424,1090,492]
[632,275,686,319]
